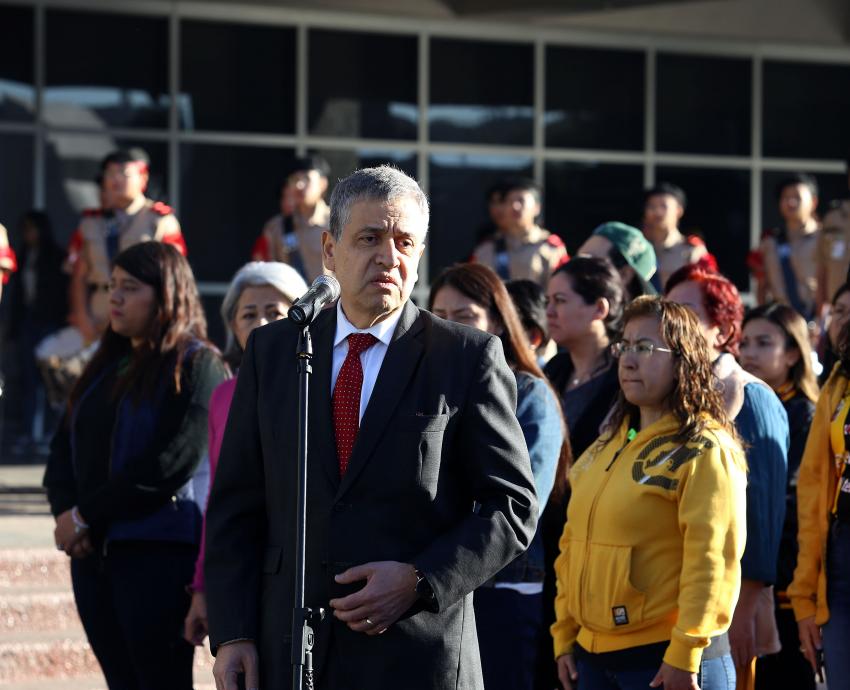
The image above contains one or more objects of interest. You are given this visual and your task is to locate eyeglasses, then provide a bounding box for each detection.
[611,341,677,359]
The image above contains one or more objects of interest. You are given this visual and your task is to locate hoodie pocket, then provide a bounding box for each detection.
[580,544,646,631]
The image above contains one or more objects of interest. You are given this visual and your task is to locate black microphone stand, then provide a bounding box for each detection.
[291,326,324,690]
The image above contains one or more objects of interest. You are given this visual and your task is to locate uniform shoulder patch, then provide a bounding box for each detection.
[81,207,103,218]
[685,234,705,247]
[150,201,174,216]
[546,233,565,248]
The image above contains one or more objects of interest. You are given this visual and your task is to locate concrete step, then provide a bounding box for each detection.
[1,590,79,634]
[0,549,69,590]
[9,679,215,690]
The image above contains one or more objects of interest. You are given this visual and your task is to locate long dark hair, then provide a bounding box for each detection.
[70,242,212,408]
[429,262,573,503]
[550,256,625,342]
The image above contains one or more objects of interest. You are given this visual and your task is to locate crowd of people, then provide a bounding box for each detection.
[0,151,849,690]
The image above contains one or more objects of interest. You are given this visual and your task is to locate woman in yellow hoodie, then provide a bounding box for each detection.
[552,296,747,690]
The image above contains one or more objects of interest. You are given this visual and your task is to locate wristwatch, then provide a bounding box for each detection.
[414,568,436,603]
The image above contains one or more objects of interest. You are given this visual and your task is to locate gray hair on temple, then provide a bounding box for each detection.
[329,165,430,242]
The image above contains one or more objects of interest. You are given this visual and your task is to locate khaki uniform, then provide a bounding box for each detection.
[653,230,708,290]
[757,221,819,320]
[80,195,185,326]
[817,199,850,309]
[252,199,330,284]
[472,226,568,286]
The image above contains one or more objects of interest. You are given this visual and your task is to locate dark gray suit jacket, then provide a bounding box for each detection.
[205,299,538,689]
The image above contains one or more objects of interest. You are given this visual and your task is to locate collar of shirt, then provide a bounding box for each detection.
[334,300,403,349]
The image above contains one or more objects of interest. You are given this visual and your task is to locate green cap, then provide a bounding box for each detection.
[592,222,657,282]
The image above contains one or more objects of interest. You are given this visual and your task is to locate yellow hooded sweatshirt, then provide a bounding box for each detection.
[788,365,849,625]
[551,413,747,673]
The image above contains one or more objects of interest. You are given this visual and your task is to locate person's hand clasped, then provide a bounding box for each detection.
[213,640,259,690]
[649,662,700,690]
[184,591,209,646]
[556,653,578,690]
[329,561,419,635]
[54,508,90,558]
[797,616,823,672]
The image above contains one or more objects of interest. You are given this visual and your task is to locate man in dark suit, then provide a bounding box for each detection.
[205,166,538,690]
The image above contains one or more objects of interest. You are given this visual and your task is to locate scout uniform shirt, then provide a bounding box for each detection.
[653,229,708,290]
[79,196,185,326]
[817,199,850,310]
[252,199,330,283]
[472,226,568,286]
[757,220,819,321]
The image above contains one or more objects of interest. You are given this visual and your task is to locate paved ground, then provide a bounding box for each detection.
[0,464,53,549]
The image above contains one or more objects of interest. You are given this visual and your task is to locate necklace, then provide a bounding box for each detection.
[568,354,609,389]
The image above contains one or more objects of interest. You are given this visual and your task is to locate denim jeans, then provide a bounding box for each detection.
[573,642,667,690]
[699,653,736,690]
[823,520,850,686]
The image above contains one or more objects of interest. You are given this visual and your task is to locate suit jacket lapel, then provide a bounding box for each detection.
[305,306,339,490]
[336,301,424,499]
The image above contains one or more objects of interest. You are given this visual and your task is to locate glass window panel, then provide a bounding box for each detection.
[308,29,417,140]
[655,166,751,290]
[45,10,170,129]
[313,150,418,198]
[428,154,533,278]
[45,134,168,246]
[430,38,533,146]
[656,53,751,156]
[180,20,295,133]
[763,60,850,160]
[545,46,644,151]
[544,162,645,252]
[761,170,849,233]
[0,134,35,238]
[179,144,296,283]
[0,5,34,122]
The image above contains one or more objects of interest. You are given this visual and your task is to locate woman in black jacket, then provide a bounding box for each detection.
[43,241,227,690]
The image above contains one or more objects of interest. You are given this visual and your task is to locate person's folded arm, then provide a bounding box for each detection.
[77,350,227,525]
[413,336,539,612]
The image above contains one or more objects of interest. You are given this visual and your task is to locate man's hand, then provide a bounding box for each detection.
[184,591,209,646]
[728,579,762,668]
[329,561,419,635]
[649,662,700,690]
[213,640,259,690]
[797,616,822,672]
[556,653,578,690]
[54,509,86,556]
[69,534,94,559]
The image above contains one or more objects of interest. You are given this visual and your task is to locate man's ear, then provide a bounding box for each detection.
[675,204,685,222]
[322,230,336,272]
[595,297,611,322]
[319,177,329,197]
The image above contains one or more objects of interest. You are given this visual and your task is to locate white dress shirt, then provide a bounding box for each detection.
[331,301,404,423]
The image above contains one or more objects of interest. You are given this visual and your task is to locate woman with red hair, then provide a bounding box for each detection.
[666,265,789,690]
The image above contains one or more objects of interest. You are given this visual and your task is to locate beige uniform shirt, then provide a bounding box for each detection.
[80,195,183,325]
[472,226,568,287]
[259,199,330,283]
[653,229,708,290]
[758,221,819,319]
[817,200,850,309]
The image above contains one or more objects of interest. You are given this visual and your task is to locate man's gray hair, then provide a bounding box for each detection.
[221,261,309,357]
[329,165,429,241]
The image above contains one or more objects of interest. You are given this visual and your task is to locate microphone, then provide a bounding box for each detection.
[288,274,340,326]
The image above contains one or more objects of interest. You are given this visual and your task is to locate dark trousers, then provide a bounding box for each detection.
[474,586,544,690]
[574,642,668,690]
[755,605,815,690]
[71,540,197,690]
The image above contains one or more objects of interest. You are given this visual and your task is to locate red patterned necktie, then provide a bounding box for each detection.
[332,333,379,476]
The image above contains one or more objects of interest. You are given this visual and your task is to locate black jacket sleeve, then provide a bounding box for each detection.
[43,414,77,517]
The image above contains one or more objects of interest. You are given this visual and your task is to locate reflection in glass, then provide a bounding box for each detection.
[0,6,35,122]
[45,10,169,129]
[761,170,849,233]
[308,29,417,140]
[430,38,533,145]
[544,162,644,251]
[180,20,296,133]
[545,46,644,151]
[656,53,751,156]
[179,144,296,282]
[45,134,168,244]
[0,134,35,238]
[428,154,533,277]
[763,60,850,160]
[656,166,751,290]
